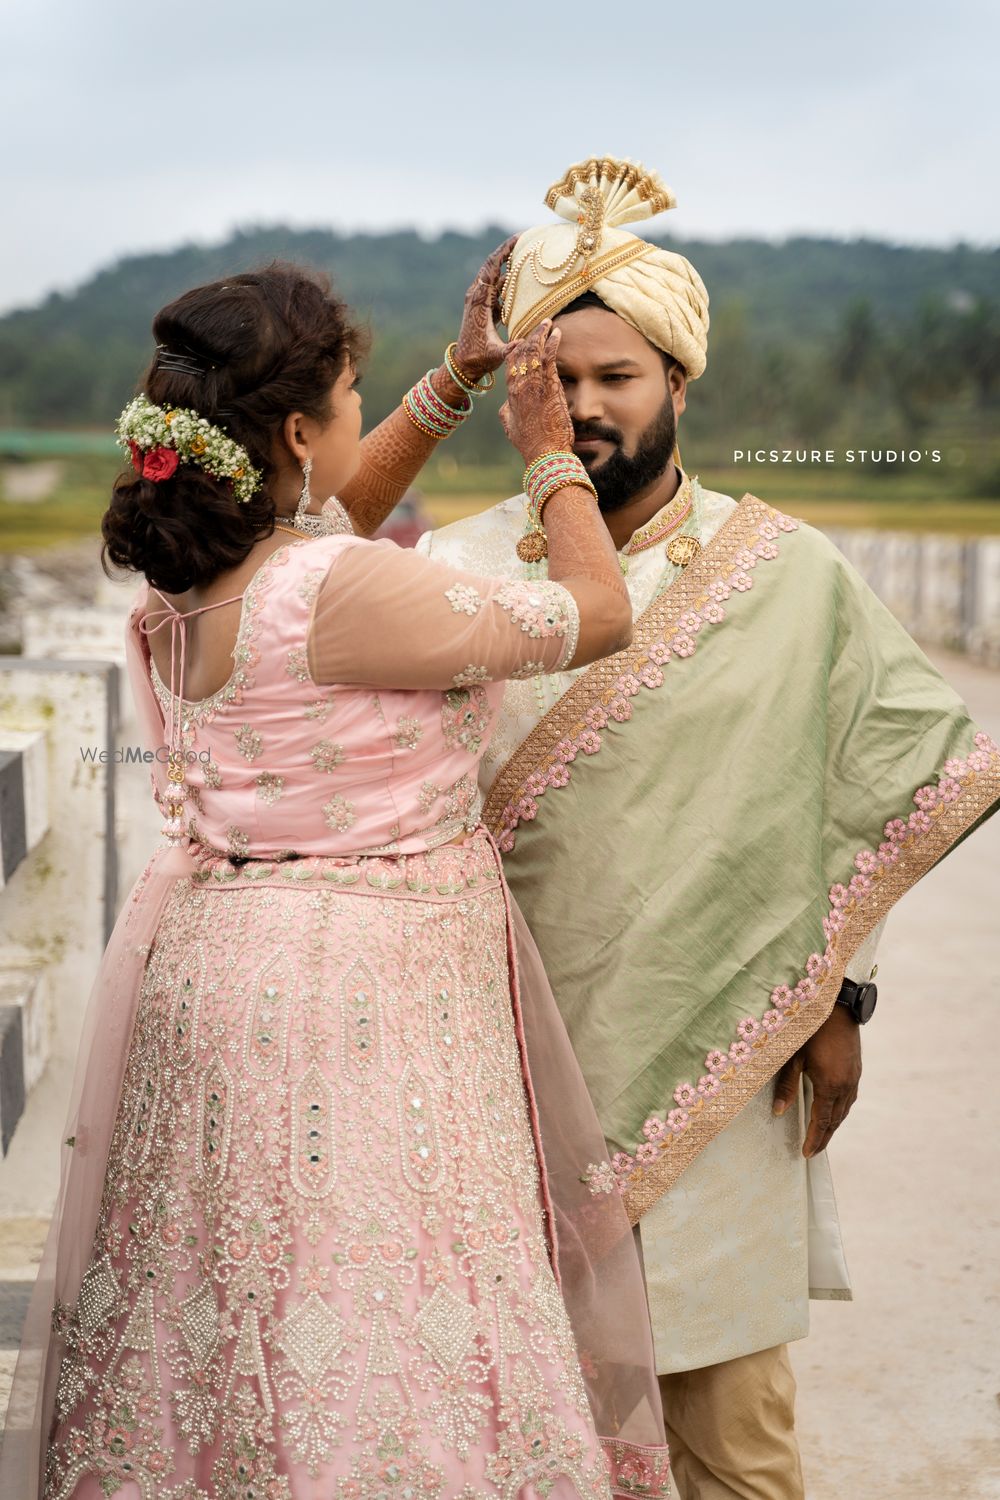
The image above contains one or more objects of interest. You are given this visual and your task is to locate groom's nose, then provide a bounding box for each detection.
[566,378,605,425]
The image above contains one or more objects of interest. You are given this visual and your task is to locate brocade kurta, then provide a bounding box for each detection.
[418,480,998,1372]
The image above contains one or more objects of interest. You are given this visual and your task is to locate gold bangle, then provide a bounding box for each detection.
[445,341,496,395]
[537,477,598,515]
[402,404,445,441]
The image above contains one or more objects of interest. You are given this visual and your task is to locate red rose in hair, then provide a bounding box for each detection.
[142,446,179,482]
[128,440,143,472]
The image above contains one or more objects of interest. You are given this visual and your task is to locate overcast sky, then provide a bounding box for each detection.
[1,0,997,315]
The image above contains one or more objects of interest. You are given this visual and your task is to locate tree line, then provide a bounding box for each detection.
[0,226,996,471]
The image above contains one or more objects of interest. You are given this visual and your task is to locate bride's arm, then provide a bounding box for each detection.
[307,323,632,691]
[336,236,516,537]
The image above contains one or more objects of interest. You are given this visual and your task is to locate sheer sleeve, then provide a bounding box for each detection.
[306,537,580,690]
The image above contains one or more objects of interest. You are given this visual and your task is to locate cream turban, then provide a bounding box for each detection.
[501,157,710,378]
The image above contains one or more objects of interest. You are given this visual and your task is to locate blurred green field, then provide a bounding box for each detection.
[2,442,1000,554]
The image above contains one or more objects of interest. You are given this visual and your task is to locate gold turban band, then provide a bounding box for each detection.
[501,156,710,379]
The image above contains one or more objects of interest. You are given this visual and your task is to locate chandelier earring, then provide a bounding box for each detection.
[272,455,355,540]
[293,456,315,529]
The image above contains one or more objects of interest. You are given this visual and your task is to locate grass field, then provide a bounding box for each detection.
[3,444,1000,553]
[422,453,1000,535]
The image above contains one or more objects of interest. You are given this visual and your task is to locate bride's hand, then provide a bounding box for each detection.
[499,321,575,465]
[452,235,518,383]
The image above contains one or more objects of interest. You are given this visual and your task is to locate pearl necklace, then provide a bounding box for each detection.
[273,495,354,540]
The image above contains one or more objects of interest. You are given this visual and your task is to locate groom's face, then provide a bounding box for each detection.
[552,305,687,512]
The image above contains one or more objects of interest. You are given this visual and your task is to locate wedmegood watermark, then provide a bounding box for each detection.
[732,448,943,464]
[79,745,212,765]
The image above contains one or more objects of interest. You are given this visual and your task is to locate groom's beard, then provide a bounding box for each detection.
[575,398,677,514]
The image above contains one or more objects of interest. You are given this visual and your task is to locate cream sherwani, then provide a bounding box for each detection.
[419,480,882,1374]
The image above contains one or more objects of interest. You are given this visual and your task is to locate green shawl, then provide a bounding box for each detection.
[484,497,1000,1224]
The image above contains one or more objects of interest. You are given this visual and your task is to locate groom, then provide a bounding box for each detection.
[419,158,1000,1499]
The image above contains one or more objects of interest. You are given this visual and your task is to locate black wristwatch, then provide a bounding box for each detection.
[835,977,878,1024]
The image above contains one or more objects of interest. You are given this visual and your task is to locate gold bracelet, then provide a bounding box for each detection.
[445,341,496,395]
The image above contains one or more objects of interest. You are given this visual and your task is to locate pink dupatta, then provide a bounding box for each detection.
[0,585,198,1495]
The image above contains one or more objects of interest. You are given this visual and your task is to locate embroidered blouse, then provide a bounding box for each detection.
[140,533,579,860]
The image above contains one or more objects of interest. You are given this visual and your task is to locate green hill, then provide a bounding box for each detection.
[0,225,997,483]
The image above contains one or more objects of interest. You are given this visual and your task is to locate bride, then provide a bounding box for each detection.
[2,245,669,1498]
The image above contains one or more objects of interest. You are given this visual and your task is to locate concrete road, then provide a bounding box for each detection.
[794,647,1000,1499]
[2,647,998,1496]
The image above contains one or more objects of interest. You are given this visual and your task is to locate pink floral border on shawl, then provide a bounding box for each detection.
[480,496,1000,1219]
[581,731,1000,1202]
[491,512,799,853]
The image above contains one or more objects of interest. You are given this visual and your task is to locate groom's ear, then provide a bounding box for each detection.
[666,359,688,417]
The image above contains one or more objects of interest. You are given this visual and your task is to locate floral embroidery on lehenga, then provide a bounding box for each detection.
[418,781,444,812]
[254,771,285,805]
[234,724,263,763]
[43,853,608,1499]
[393,716,424,752]
[323,794,357,833]
[202,758,223,790]
[441,687,492,757]
[304,697,334,723]
[225,825,250,859]
[297,567,328,605]
[286,646,311,683]
[311,738,346,774]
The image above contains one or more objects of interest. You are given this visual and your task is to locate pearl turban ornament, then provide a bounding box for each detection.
[501,156,710,379]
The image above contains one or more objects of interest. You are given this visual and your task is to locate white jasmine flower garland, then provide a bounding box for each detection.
[116,394,262,502]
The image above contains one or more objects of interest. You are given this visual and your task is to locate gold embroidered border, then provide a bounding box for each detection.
[620,757,1000,1223]
[483,494,773,834]
[509,241,651,341]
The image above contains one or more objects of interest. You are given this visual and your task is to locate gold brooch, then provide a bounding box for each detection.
[516,526,548,563]
[666,534,701,567]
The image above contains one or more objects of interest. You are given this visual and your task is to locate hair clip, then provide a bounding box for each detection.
[155,345,214,376]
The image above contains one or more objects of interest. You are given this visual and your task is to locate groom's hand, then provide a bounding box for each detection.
[772,1004,862,1157]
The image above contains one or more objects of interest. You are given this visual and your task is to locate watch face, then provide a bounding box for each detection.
[856,983,878,1023]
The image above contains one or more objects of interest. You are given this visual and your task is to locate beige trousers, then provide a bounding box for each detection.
[658,1344,806,1500]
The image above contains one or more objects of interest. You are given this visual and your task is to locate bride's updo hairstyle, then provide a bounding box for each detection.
[101,263,367,594]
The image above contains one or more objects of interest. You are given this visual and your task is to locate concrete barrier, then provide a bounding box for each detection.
[823,528,1000,667]
[0,660,118,1161]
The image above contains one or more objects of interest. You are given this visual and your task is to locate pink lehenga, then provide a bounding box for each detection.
[2,532,669,1499]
